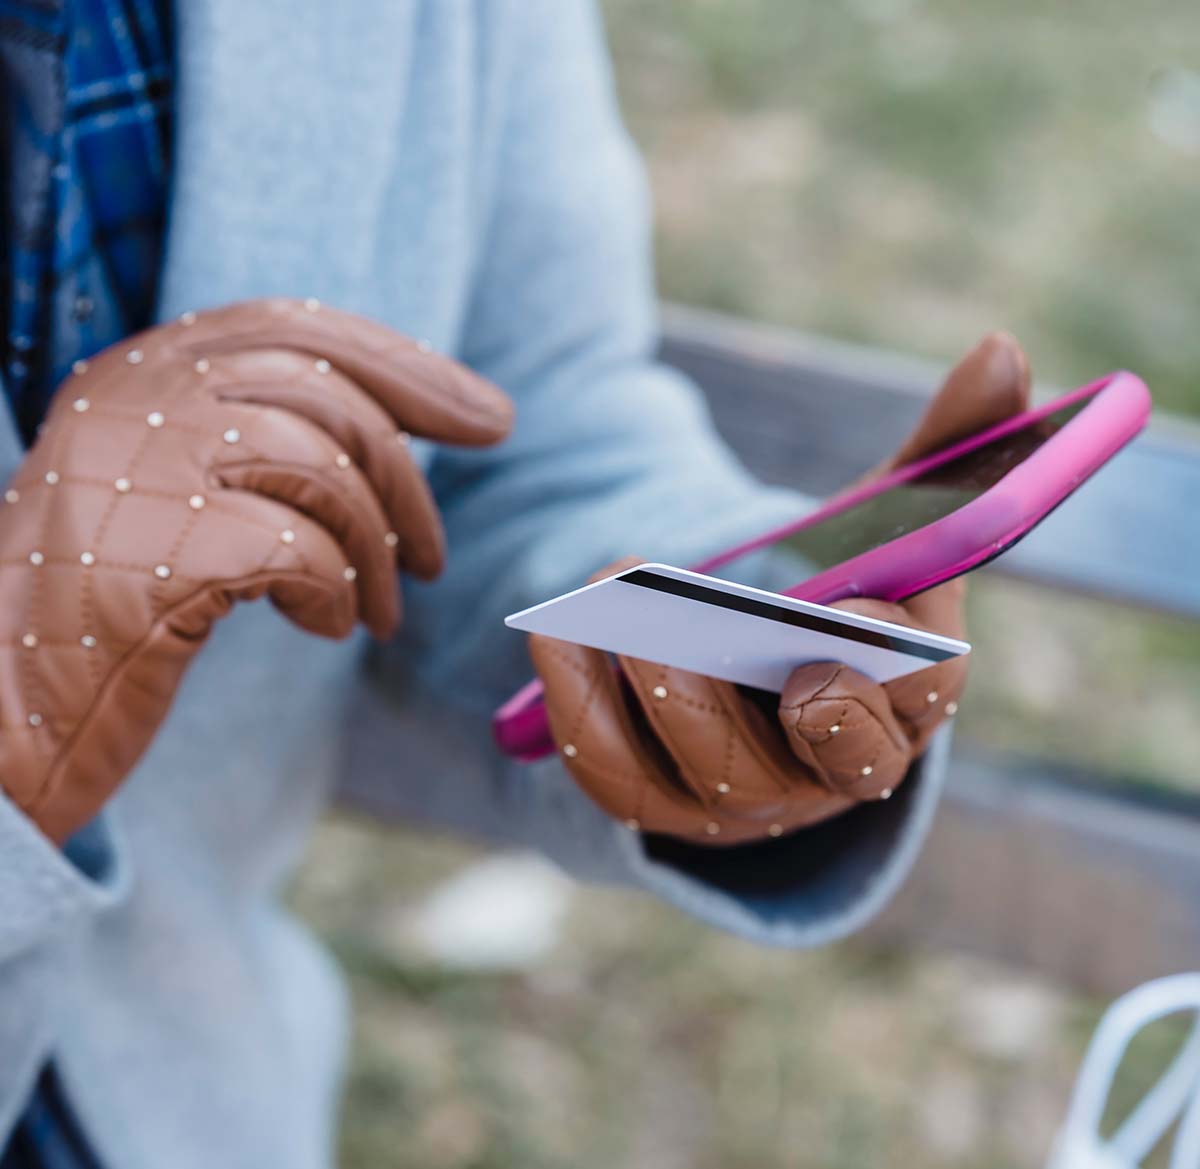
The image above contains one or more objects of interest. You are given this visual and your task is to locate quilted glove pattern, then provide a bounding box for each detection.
[530,333,1030,846]
[0,298,512,843]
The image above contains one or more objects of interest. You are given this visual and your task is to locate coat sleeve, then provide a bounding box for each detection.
[363,0,948,948]
[0,806,128,1138]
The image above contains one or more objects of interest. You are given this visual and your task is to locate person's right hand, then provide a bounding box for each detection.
[0,298,513,844]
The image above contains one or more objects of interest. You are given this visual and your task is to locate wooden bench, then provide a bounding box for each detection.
[660,304,1200,995]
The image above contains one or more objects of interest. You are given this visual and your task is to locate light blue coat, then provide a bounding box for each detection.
[0,2,948,1164]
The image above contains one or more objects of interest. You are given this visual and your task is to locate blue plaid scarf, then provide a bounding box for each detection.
[0,2,171,1161]
[0,0,172,444]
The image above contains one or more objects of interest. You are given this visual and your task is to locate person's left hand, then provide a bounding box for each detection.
[528,333,1030,845]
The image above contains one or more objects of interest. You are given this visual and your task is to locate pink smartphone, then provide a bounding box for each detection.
[494,371,1151,761]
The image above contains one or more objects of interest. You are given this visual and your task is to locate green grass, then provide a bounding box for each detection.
[962,579,1200,787]
[297,819,1194,1169]
[604,0,1200,415]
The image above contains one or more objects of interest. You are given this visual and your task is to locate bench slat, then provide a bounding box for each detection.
[661,304,1200,619]
[867,754,1200,994]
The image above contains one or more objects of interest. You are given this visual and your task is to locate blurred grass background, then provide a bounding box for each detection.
[294,3,1200,1165]
[606,0,1200,418]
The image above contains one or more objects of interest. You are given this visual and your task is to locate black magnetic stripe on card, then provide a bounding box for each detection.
[618,570,956,663]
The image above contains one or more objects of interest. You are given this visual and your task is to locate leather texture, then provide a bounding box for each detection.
[0,297,512,844]
[531,332,1031,845]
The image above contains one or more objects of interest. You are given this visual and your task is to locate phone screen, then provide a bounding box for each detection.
[712,395,1093,588]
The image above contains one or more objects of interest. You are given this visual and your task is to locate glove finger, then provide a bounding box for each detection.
[168,298,514,447]
[208,491,363,638]
[617,657,852,842]
[528,633,719,837]
[827,593,969,748]
[885,657,968,754]
[16,410,361,660]
[145,487,360,639]
[778,662,912,799]
[885,331,1032,471]
[19,493,357,844]
[208,401,400,639]
[209,349,445,580]
[892,577,966,639]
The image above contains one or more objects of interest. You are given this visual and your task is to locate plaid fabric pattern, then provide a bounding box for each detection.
[0,0,173,444]
[0,1067,104,1169]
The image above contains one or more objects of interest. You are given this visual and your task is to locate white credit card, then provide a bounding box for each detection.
[505,563,969,692]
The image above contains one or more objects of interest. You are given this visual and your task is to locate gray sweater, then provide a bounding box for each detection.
[0,2,948,1165]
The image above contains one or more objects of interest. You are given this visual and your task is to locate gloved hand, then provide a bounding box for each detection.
[0,298,512,843]
[529,333,1030,845]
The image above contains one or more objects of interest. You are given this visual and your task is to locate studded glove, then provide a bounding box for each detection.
[529,333,1030,845]
[0,298,512,843]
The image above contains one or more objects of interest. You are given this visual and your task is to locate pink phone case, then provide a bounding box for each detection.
[494,371,1151,761]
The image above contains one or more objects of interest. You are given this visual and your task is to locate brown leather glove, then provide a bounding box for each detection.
[529,333,1030,846]
[0,298,512,844]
